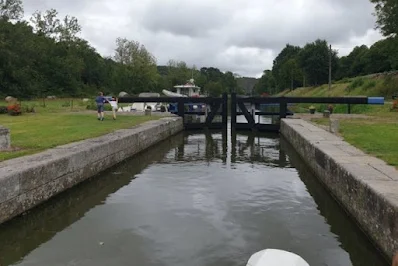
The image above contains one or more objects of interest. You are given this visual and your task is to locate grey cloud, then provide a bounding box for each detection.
[227,0,377,51]
[20,0,383,77]
[141,0,232,37]
[23,0,88,15]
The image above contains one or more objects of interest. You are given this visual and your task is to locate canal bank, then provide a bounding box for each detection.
[0,117,183,225]
[280,118,398,261]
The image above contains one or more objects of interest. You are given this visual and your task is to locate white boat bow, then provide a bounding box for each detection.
[162,89,187,97]
[246,249,309,266]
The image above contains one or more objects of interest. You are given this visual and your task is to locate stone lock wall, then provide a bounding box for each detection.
[281,118,398,260]
[0,117,183,225]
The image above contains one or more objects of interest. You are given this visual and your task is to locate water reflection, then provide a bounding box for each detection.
[0,129,388,266]
[173,129,287,168]
[0,135,184,266]
[280,137,389,266]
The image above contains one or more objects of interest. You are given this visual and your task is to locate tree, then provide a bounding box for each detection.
[58,15,81,42]
[362,39,392,74]
[272,44,302,91]
[370,0,398,36]
[167,59,191,85]
[200,67,224,82]
[279,58,303,90]
[114,37,157,94]
[336,45,369,79]
[222,71,237,93]
[30,9,81,42]
[204,81,225,97]
[254,70,276,95]
[30,9,60,38]
[298,39,338,86]
[0,0,23,21]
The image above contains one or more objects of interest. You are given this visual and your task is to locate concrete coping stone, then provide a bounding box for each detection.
[284,118,398,182]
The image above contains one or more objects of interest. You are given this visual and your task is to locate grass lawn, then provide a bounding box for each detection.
[0,112,161,161]
[312,115,398,168]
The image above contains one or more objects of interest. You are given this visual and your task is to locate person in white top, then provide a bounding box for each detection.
[107,96,118,120]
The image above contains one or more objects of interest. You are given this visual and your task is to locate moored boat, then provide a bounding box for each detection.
[163,78,206,114]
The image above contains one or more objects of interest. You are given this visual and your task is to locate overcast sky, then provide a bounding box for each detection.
[22,0,383,77]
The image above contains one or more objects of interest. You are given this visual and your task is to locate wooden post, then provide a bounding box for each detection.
[329,44,332,91]
[347,104,351,114]
[222,93,228,130]
[251,102,255,123]
[230,93,237,130]
[222,125,227,163]
[280,98,287,119]
[177,99,185,125]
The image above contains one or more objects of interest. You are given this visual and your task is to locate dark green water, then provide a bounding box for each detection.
[0,129,388,266]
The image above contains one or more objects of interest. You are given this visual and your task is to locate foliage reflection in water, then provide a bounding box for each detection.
[0,130,388,266]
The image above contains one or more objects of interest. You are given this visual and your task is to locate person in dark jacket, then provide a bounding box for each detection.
[95,92,106,121]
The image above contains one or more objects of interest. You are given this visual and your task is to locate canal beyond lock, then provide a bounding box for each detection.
[0,129,388,266]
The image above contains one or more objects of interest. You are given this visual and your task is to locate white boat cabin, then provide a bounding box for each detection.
[173,79,201,97]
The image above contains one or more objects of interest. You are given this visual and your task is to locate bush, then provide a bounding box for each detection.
[7,104,21,116]
[22,103,36,113]
[335,77,351,84]
[346,78,364,91]
[363,80,377,90]
[0,106,7,114]
[61,101,71,107]
[380,75,398,97]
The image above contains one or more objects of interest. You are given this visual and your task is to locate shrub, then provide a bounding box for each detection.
[363,80,377,90]
[380,75,398,97]
[24,104,36,113]
[0,106,8,114]
[346,78,364,91]
[335,77,351,84]
[61,101,71,107]
[7,104,22,116]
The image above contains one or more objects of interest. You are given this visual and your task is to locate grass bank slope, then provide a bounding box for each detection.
[279,72,398,114]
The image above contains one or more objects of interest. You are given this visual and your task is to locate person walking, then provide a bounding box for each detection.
[107,96,118,120]
[95,92,106,121]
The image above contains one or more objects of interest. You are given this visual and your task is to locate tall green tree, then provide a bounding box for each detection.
[336,45,369,79]
[298,39,338,86]
[30,9,60,38]
[30,8,81,42]
[254,70,276,95]
[370,0,398,36]
[204,81,225,97]
[166,59,191,85]
[0,0,23,21]
[114,37,158,94]
[272,44,302,91]
[222,71,237,93]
